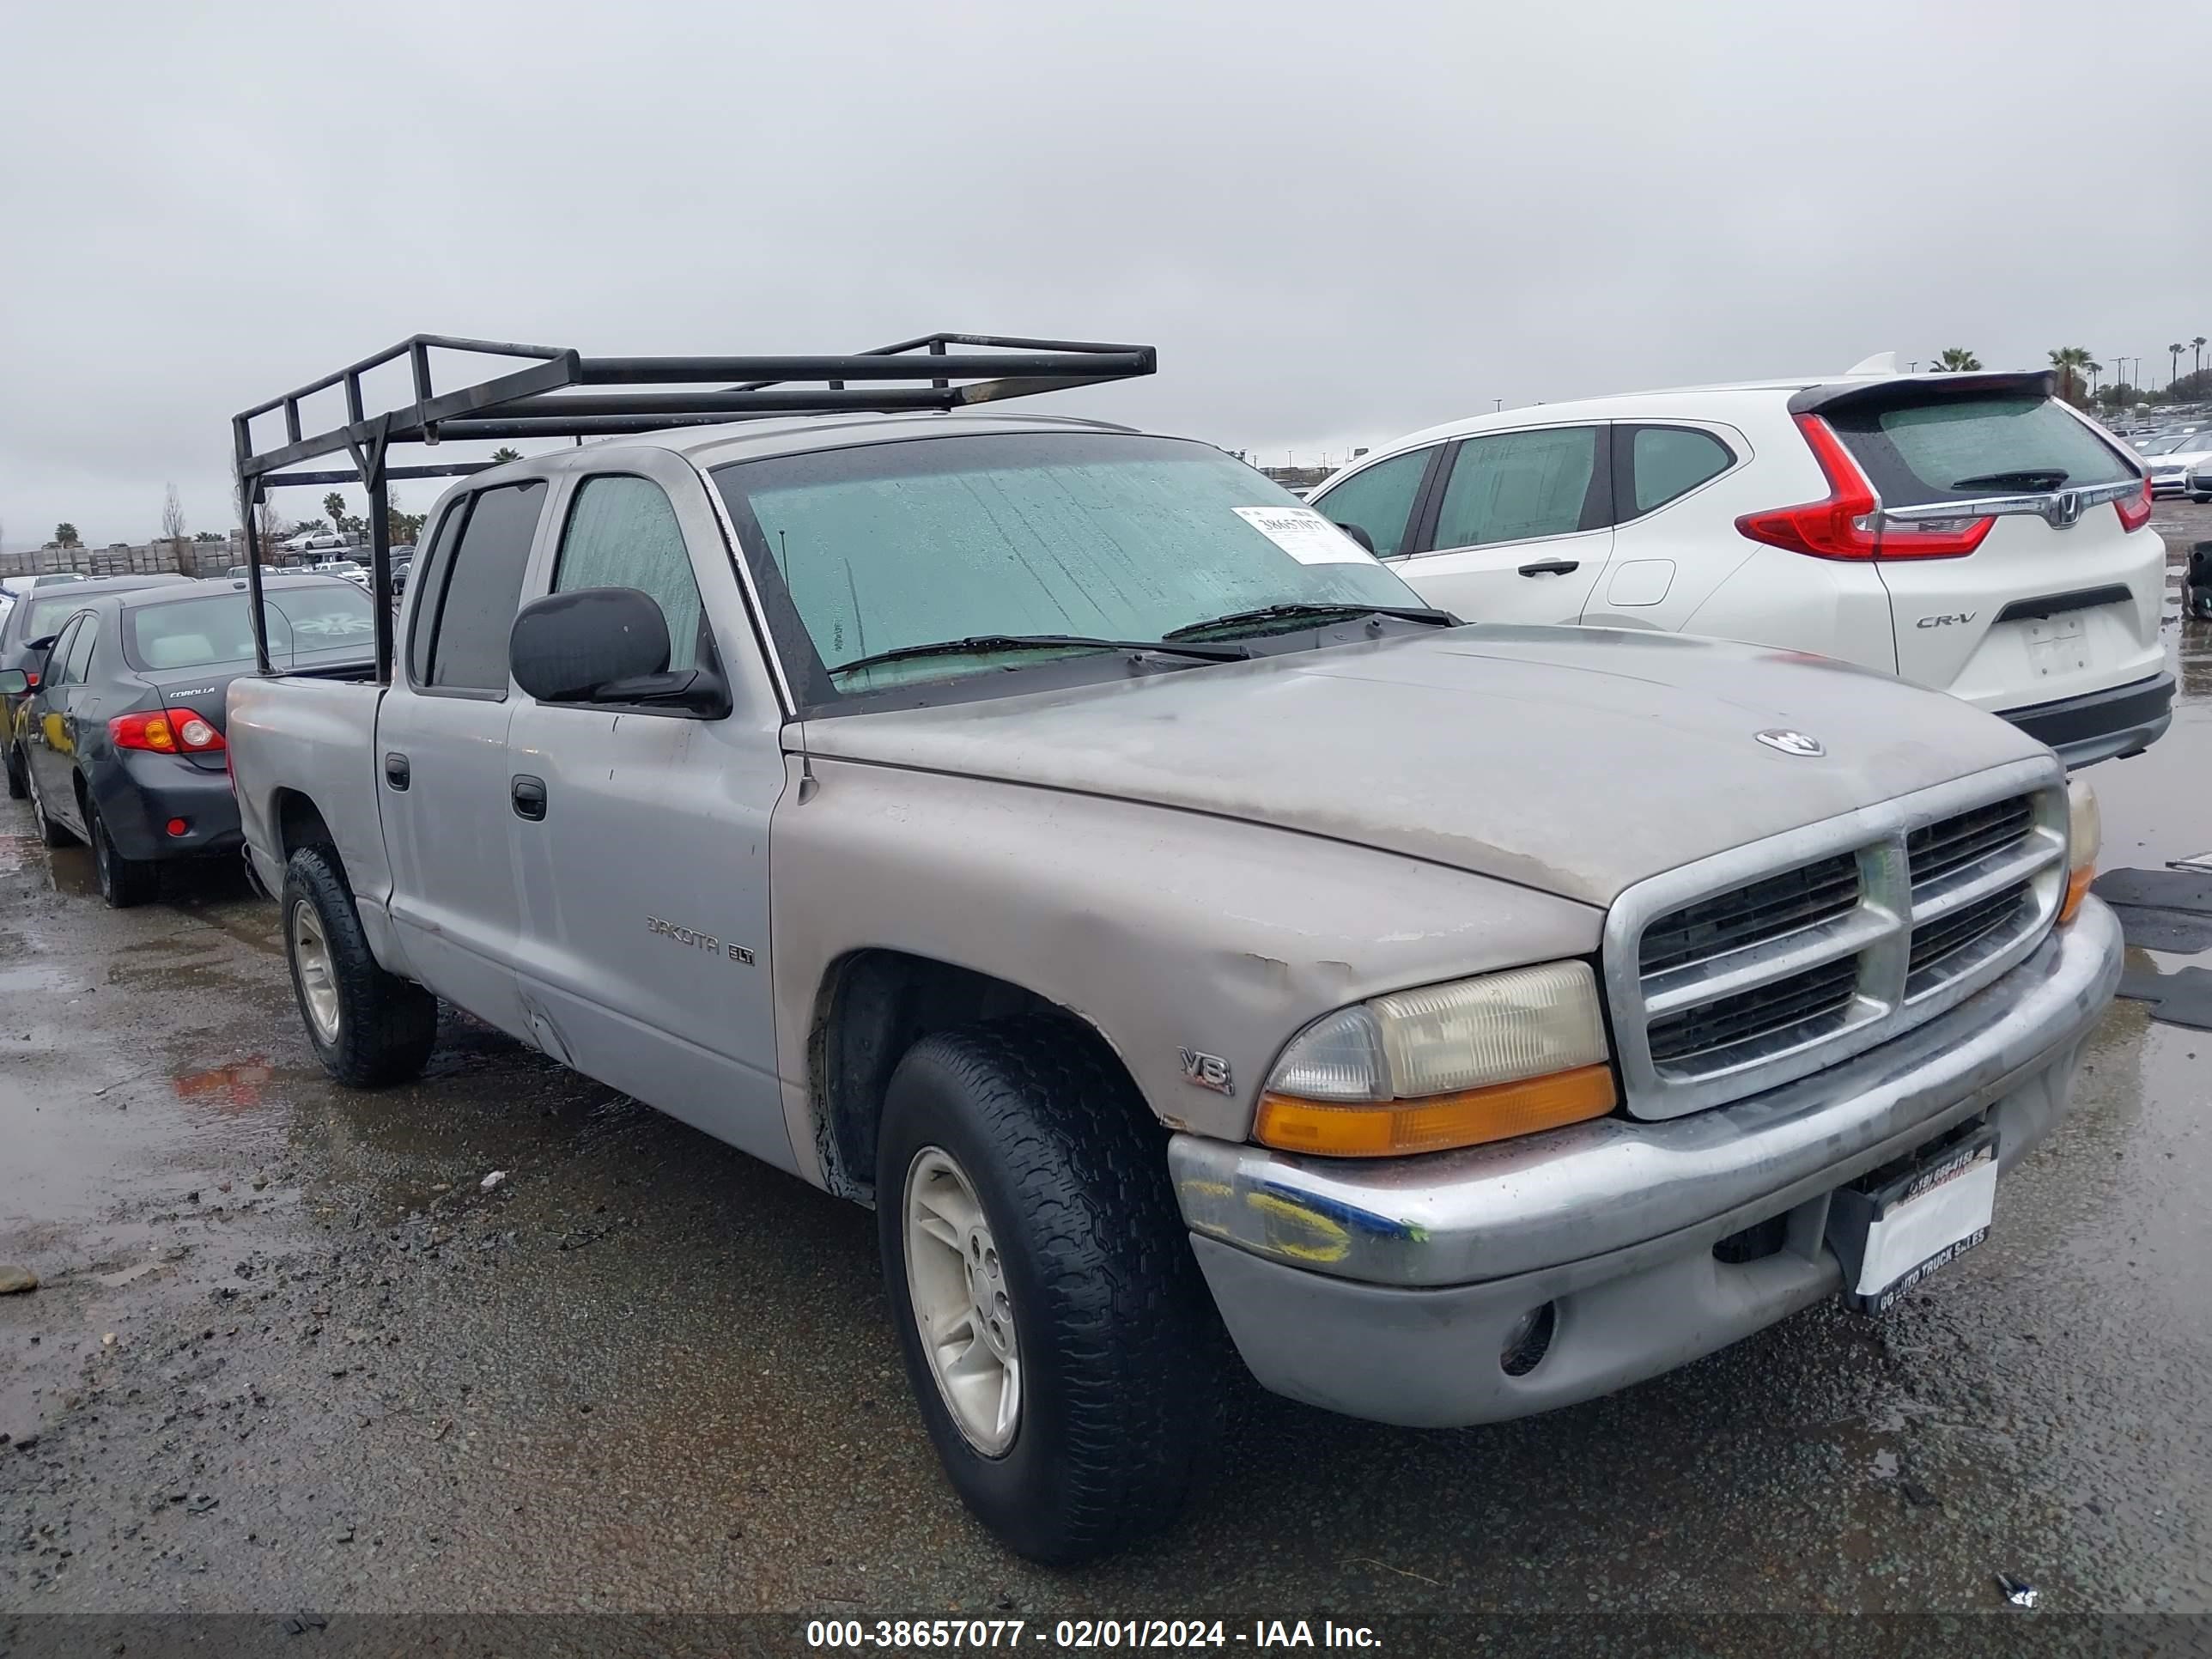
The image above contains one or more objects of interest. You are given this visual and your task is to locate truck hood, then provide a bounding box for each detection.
[797,626,2050,908]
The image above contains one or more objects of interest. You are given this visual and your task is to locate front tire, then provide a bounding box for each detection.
[877,1017,1225,1565]
[25,763,72,848]
[89,798,161,908]
[282,845,437,1086]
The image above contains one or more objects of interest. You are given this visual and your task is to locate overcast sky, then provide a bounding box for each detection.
[3,0,2208,549]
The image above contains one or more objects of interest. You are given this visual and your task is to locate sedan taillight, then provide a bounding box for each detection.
[110,708,226,754]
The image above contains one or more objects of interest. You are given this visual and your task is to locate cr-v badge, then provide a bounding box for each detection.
[1755,729,1825,757]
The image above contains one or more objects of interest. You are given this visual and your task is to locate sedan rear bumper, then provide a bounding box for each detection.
[1170,899,2120,1427]
[90,753,241,862]
[1996,671,2173,769]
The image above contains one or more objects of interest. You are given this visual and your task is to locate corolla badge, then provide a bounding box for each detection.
[1755,728,1825,757]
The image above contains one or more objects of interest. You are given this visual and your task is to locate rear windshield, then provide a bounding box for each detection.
[23,596,89,640]
[124,585,376,672]
[1828,396,2138,504]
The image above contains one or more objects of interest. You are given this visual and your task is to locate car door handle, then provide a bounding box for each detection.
[511,775,547,822]
[1516,558,1581,577]
[384,751,410,790]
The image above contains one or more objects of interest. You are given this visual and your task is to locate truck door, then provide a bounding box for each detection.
[503,456,793,1173]
[374,479,549,1041]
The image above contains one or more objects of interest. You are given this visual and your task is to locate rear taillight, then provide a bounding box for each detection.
[109,708,226,754]
[1735,414,1993,561]
[2114,477,2153,532]
[22,671,37,689]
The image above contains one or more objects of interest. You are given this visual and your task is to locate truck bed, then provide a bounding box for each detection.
[227,672,395,940]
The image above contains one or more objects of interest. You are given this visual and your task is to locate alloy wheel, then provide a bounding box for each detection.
[903,1145,1022,1455]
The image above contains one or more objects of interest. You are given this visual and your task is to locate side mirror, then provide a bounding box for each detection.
[1334,521,1376,556]
[0,669,26,696]
[509,587,730,716]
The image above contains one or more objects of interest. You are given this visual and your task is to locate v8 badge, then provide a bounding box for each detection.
[1178,1048,1233,1095]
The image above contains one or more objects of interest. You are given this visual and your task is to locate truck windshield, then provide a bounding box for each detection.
[123,586,376,672]
[712,432,1422,702]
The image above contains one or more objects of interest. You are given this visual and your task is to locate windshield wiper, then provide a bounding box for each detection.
[1949,468,2069,492]
[827,633,1247,678]
[1162,602,1456,641]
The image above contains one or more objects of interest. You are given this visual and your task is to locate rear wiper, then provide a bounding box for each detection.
[1162,602,1456,641]
[1948,469,2069,492]
[828,633,1246,678]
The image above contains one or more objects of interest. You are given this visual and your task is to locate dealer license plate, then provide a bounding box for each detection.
[1826,1126,1998,1314]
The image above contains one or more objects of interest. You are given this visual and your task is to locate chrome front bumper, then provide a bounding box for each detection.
[1170,898,2122,1427]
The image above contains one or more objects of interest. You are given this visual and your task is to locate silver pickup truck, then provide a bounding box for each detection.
[228,368,2123,1565]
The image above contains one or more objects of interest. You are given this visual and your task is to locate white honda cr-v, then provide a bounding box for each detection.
[1309,367,2172,768]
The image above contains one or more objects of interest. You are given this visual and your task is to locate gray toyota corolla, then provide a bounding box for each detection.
[4,576,374,906]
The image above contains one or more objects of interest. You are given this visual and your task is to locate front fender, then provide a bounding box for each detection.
[768,758,1602,1182]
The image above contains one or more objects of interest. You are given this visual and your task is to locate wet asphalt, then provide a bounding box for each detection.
[0,509,2208,1630]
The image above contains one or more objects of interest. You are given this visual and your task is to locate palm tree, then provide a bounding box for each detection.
[2048,347,2094,404]
[2169,343,2185,387]
[1936,348,1982,372]
[2195,336,2207,379]
[2087,361,2103,396]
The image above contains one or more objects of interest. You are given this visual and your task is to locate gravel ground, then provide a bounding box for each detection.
[1,508,2208,1650]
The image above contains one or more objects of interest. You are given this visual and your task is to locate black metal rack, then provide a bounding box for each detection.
[232,331,1157,679]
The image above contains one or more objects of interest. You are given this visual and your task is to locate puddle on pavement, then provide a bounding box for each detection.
[170,1056,283,1113]
[42,844,95,896]
[0,833,46,877]
[0,961,80,996]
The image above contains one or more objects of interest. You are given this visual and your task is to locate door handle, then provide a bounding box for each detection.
[1516,558,1581,577]
[384,751,410,790]
[511,775,547,821]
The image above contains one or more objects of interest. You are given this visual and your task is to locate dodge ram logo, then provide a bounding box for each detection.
[1754,729,1825,757]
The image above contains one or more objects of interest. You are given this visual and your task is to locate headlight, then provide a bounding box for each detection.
[1254,961,1616,1158]
[2060,778,2100,924]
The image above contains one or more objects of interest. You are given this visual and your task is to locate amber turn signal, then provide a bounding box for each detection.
[1254,1063,1618,1158]
[2059,863,2094,925]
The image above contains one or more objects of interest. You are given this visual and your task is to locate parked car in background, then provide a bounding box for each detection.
[2189,459,2212,507]
[280,527,347,553]
[307,558,372,589]
[3,575,374,905]
[3,574,194,799]
[1311,368,2170,769]
[2137,431,2212,498]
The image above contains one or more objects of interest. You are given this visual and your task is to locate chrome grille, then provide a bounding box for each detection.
[1638,854,1861,975]
[1604,762,2069,1120]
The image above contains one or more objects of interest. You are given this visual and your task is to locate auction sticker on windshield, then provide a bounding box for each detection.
[1232,505,1375,565]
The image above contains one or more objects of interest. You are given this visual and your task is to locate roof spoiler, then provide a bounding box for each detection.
[1789,370,2057,417]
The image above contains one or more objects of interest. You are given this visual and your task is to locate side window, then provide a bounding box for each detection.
[1431,427,1605,550]
[43,617,85,685]
[64,615,98,684]
[405,500,465,684]
[552,476,708,673]
[1626,426,1734,518]
[1309,447,1434,559]
[418,482,548,693]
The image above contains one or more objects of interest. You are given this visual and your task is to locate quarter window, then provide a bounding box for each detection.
[1431,427,1604,549]
[552,477,708,673]
[1627,427,1734,516]
[1309,447,1435,559]
[416,482,547,693]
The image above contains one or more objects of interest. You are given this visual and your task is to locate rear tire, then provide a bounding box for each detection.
[282,845,437,1087]
[877,1016,1225,1565]
[2190,586,2212,621]
[89,797,161,908]
[4,743,24,801]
